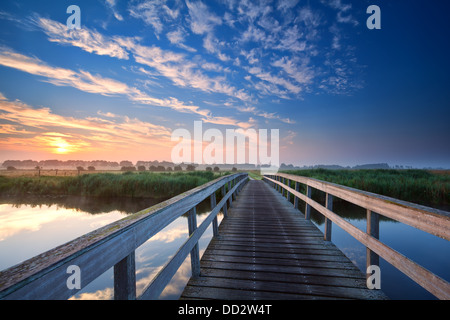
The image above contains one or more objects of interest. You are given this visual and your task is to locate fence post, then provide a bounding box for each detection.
[366,210,380,268]
[221,185,228,218]
[324,194,333,241]
[286,179,291,202]
[293,181,300,210]
[114,251,136,300]
[305,185,312,220]
[227,181,233,208]
[187,207,201,277]
[210,192,219,237]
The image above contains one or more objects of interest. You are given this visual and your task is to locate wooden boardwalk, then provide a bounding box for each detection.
[181,179,388,300]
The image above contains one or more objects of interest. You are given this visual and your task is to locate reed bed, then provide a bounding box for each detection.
[0,171,226,199]
[284,169,449,206]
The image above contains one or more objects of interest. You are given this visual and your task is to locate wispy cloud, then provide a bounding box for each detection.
[35,17,129,60]
[34,16,253,104]
[166,27,197,52]
[186,0,222,35]
[248,66,303,95]
[322,0,358,26]
[104,0,124,21]
[0,47,131,96]
[128,0,181,37]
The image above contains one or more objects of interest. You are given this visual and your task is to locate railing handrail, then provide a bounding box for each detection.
[0,172,248,300]
[263,173,450,300]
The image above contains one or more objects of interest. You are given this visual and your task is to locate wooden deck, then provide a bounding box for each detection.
[181,179,388,300]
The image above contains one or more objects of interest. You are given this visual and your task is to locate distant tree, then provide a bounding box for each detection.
[6,166,16,171]
[232,167,237,172]
[213,166,220,172]
[76,166,85,171]
[121,166,136,172]
[174,165,182,171]
[206,167,212,171]
[186,164,196,171]
[137,166,146,171]
[87,166,96,171]
[166,167,173,171]
[120,160,133,167]
[156,165,165,171]
[149,165,157,172]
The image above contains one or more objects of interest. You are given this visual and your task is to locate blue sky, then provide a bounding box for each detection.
[0,0,449,168]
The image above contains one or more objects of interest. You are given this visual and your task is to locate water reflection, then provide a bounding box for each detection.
[0,195,166,215]
[0,195,218,300]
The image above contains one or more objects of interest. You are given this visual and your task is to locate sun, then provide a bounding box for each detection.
[56,145,70,154]
[49,137,73,154]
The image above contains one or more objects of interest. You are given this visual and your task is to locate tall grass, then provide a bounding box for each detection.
[0,171,225,199]
[284,169,450,206]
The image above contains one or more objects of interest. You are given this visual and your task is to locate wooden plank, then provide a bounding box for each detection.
[198,268,368,289]
[198,260,367,279]
[200,249,354,264]
[205,243,344,256]
[208,240,346,253]
[184,276,385,300]
[181,285,341,300]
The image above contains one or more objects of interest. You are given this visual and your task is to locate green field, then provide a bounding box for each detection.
[0,171,229,199]
[283,169,450,207]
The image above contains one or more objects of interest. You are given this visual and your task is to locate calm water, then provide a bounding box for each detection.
[0,195,449,300]
[0,196,218,300]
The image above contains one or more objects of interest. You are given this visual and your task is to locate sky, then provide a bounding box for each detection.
[0,0,449,168]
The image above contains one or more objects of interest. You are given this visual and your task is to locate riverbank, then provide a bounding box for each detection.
[0,171,226,199]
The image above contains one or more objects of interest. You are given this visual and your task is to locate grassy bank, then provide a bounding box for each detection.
[283,169,450,207]
[0,171,226,199]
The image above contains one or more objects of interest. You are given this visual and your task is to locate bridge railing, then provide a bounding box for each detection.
[0,172,248,300]
[263,173,450,300]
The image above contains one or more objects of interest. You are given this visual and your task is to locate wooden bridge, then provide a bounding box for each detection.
[0,172,449,300]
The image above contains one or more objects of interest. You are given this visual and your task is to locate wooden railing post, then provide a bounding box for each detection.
[305,185,312,220]
[279,176,282,193]
[228,181,233,208]
[367,210,380,268]
[286,179,291,202]
[324,194,333,241]
[114,251,136,300]
[293,181,300,210]
[187,207,201,277]
[221,185,228,218]
[210,192,218,237]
